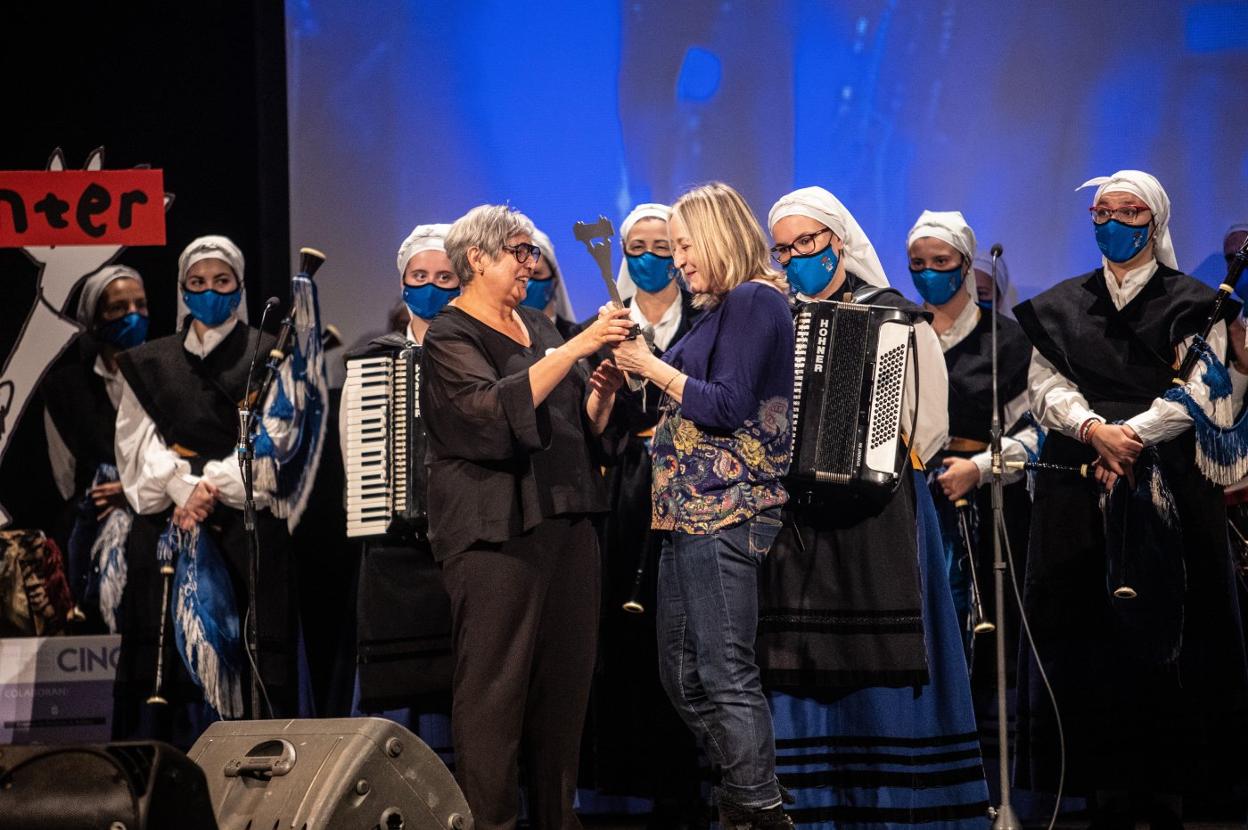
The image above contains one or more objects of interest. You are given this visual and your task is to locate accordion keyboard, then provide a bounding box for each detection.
[344,356,394,537]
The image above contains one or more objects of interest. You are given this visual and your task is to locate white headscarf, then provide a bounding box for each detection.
[615,202,673,301]
[529,227,576,322]
[77,264,143,327]
[396,223,451,278]
[906,210,978,300]
[176,235,248,324]
[972,251,1018,318]
[767,186,890,287]
[1076,170,1176,269]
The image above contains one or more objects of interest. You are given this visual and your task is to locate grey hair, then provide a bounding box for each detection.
[445,204,536,286]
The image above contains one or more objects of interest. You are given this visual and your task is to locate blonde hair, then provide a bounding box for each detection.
[671,182,787,309]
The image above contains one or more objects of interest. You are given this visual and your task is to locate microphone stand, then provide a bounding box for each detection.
[237,298,283,718]
[236,248,324,718]
[987,245,1021,830]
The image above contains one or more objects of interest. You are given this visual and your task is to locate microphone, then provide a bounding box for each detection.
[243,298,282,417]
[990,243,1004,259]
[269,305,297,367]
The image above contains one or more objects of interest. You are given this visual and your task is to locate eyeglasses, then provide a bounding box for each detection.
[502,243,543,265]
[407,271,461,289]
[1089,205,1151,225]
[770,227,834,265]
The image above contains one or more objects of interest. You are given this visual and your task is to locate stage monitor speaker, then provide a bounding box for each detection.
[0,740,217,830]
[187,716,471,830]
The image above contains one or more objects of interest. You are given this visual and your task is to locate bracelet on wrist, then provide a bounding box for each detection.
[1079,418,1103,444]
[660,371,681,396]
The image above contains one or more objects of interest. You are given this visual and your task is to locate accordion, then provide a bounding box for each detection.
[343,337,427,538]
[790,299,917,493]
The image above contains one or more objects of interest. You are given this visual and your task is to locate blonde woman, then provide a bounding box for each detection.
[613,182,795,830]
[586,202,705,826]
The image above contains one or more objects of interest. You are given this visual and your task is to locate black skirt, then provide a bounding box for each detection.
[112,505,297,745]
[355,537,453,713]
[759,471,928,690]
[1016,426,1248,795]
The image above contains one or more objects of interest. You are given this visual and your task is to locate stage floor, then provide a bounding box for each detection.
[580,818,1248,829]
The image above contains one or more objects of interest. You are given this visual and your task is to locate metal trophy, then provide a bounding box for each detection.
[573,215,646,391]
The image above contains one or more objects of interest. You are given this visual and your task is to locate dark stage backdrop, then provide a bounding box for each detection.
[286,0,1248,349]
[0,1,290,530]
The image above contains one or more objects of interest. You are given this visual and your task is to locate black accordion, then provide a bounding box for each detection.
[790,299,917,493]
[343,336,427,538]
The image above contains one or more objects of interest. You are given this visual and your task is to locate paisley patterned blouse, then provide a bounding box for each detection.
[649,281,794,534]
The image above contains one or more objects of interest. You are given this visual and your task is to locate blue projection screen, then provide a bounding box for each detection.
[286,0,1248,351]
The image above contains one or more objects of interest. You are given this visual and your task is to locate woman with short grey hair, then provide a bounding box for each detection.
[420,204,634,830]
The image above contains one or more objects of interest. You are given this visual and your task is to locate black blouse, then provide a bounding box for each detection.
[419,305,608,560]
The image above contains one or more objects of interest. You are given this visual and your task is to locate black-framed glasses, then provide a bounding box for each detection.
[770,227,834,265]
[1088,204,1151,225]
[502,242,543,265]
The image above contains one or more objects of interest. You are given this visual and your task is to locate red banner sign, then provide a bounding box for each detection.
[0,169,165,247]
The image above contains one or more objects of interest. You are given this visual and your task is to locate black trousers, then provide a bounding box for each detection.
[440,516,600,830]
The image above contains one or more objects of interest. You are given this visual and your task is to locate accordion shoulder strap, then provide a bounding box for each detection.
[346,332,409,361]
[851,284,905,306]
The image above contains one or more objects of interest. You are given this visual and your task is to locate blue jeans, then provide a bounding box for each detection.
[656,507,784,808]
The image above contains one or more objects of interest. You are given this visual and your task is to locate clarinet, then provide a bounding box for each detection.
[621,551,647,614]
[1005,462,1136,596]
[953,498,995,636]
[1004,459,1091,477]
[147,551,176,705]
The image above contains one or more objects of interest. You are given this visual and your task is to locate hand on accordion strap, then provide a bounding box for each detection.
[936,457,980,501]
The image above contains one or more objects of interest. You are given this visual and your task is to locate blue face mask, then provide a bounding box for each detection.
[975,299,994,311]
[627,252,674,293]
[784,246,840,297]
[910,266,964,306]
[183,287,242,327]
[1094,219,1151,263]
[98,311,149,349]
[521,277,556,310]
[403,283,458,320]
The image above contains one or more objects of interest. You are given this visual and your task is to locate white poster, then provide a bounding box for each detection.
[0,633,121,744]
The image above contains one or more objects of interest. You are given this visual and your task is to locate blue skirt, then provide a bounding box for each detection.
[770,471,990,828]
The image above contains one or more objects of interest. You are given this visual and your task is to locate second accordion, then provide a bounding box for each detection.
[790,299,918,493]
[343,336,428,538]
